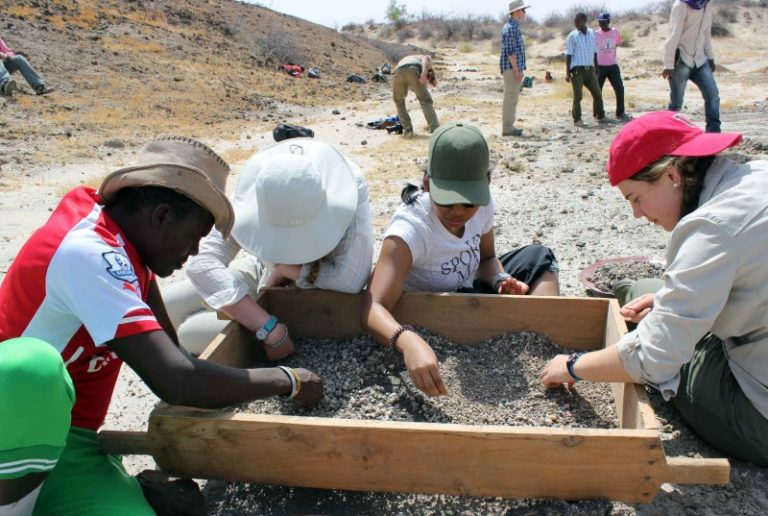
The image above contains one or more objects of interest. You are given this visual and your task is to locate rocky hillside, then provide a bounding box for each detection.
[1,0,416,166]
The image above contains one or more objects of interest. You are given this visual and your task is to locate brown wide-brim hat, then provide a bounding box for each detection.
[98,136,235,237]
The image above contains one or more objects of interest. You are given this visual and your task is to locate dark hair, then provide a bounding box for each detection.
[575,12,587,22]
[107,186,212,223]
[400,182,423,205]
[632,155,715,218]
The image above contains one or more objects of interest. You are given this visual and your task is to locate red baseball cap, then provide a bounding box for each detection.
[607,111,742,186]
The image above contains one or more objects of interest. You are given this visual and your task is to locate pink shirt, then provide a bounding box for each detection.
[0,37,16,57]
[595,28,621,66]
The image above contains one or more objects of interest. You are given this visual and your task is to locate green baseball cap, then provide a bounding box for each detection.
[427,122,490,206]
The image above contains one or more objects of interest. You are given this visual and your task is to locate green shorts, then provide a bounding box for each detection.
[0,337,74,479]
[0,337,154,515]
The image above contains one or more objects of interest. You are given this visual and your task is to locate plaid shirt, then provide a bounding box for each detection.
[500,18,525,73]
[566,28,597,68]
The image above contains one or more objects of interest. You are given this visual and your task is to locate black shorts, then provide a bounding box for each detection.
[464,244,558,294]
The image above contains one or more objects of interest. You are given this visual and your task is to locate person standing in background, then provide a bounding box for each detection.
[595,12,629,121]
[663,0,720,133]
[565,13,606,127]
[500,0,530,137]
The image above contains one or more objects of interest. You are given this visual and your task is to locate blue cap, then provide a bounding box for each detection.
[598,12,610,22]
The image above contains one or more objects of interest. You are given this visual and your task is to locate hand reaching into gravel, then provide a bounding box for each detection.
[397,331,448,397]
[540,354,576,388]
[291,368,323,407]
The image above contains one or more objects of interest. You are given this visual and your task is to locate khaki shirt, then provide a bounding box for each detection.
[618,158,768,420]
[663,0,714,69]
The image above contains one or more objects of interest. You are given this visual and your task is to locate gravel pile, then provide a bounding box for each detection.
[234,329,618,429]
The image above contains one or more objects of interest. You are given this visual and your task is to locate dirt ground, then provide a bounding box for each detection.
[2,3,768,514]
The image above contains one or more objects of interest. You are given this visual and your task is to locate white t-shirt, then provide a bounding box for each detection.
[384,193,494,292]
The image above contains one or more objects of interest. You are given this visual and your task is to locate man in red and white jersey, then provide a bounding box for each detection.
[0,136,322,515]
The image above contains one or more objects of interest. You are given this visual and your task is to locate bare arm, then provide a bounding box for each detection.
[147,278,179,346]
[541,345,634,388]
[220,294,295,361]
[475,231,528,294]
[565,55,572,82]
[109,329,321,407]
[361,237,447,396]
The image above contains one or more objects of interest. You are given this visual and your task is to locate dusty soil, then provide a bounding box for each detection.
[3,1,768,514]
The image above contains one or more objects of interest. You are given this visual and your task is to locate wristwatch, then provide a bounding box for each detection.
[493,272,512,291]
[566,352,584,382]
[255,315,279,341]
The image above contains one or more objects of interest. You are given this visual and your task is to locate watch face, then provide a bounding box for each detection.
[256,328,268,340]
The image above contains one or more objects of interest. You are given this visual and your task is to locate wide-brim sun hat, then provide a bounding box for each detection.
[607,111,743,186]
[231,139,358,265]
[98,136,234,237]
[508,0,531,14]
[427,122,491,206]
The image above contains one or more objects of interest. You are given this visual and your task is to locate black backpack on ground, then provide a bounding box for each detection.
[273,123,315,142]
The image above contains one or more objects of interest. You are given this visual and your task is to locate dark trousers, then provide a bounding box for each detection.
[596,64,625,117]
[569,66,605,122]
[469,244,558,294]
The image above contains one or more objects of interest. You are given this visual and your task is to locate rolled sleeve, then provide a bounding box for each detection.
[617,216,736,398]
[186,229,250,310]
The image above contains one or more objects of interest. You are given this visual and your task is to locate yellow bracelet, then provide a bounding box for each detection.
[288,367,301,399]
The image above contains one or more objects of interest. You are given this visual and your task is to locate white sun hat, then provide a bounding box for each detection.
[231,138,358,265]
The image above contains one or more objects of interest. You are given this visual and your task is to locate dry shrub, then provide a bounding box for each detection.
[396,27,414,42]
[220,146,259,165]
[363,37,426,64]
[533,30,556,43]
[711,21,731,37]
[619,28,633,47]
[7,5,38,19]
[248,26,303,67]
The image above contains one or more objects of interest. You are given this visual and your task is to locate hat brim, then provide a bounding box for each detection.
[429,177,490,206]
[670,131,742,157]
[98,164,235,237]
[509,3,530,13]
[231,139,358,264]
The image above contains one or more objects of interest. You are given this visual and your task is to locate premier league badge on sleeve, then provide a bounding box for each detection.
[102,251,138,284]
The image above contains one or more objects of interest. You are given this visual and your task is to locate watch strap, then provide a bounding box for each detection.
[256,315,279,341]
[566,352,584,382]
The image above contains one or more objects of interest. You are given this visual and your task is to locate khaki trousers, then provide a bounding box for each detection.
[502,68,522,132]
[392,66,439,133]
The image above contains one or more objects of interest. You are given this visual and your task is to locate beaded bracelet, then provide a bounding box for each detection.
[265,323,289,349]
[389,324,415,352]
